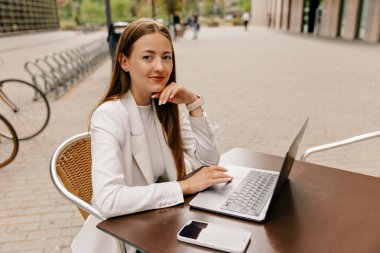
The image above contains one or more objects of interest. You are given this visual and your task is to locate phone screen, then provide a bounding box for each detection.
[178,220,250,252]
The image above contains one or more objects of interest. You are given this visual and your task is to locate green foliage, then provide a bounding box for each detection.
[200,1,214,17]
[183,0,198,16]
[58,0,231,27]
[147,0,184,25]
[202,17,220,26]
[233,17,243,25]
[240,0,251,13]
[60,19,78,29]
[80,0,106,25]
[59,0,80,24]
[138,4,153,17]
[111,0,131,21]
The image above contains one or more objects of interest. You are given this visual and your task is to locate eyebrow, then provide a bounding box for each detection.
[142,50,172,54]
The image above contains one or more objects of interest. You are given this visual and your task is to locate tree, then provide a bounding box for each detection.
[240,0,251,13]
[80,0,106,24]
[111,0,132,21]
[154,0,183,17]
[59,0,80,24]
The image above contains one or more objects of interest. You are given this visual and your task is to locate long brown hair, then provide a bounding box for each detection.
[94,18,185,179]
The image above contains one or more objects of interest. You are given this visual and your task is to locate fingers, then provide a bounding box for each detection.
[158,82,179,105]
[152,82,193,105]
[150,83,176,103]
[181,166,232,195]
[212,171,232,179]
[212,177,233,184]
[202,166,232,181]
[202,166,228,173]
[169,86,179,100]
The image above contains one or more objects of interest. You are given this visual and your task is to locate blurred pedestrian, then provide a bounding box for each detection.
[192,12,200,39]
[173,11,181,38]
[267,13,272,27]
[242,12,250,31]
[185,16,192,26]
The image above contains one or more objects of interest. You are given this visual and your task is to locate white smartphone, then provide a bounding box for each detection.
[177,220,251,253]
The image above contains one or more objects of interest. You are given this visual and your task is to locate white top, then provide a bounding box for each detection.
[242,12,250,21]
[138,104,165,181]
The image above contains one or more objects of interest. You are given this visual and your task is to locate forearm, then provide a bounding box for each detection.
[187,115,220,165]
[92,181,184,218]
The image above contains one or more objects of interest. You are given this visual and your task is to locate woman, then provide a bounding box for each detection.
[72,18,232,253]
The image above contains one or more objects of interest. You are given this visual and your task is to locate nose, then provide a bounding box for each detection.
[153,58,164,72]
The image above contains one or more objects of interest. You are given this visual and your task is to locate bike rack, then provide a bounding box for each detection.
[23,38,109,100]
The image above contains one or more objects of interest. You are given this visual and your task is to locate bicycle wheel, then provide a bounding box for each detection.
[0,79,50,140]
[0,114,19,168]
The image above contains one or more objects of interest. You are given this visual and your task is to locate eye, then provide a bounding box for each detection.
[163,55,172,61]
[142,55,153,61]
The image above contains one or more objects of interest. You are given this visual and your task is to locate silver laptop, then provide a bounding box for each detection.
[189,119,308,222]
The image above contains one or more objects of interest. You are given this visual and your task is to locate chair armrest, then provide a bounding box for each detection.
[301,131,380,161]
[50,158,104,220]
[49,133,104,221]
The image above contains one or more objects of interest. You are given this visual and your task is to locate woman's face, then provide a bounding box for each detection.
[121,32,173,105]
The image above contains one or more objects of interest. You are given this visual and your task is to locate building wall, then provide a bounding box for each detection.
[340,0,361,40]
[319,0,341,38]
[269,0,277,28]
[275,0,283,29]
[251,0,379,43]
[365,0,380,42]
[289,0,304,33]
[281,0,291,30]
[252,0,269,26]
[0,0,59,35]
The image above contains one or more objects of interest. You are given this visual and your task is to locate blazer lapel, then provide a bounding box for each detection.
[121,92,154,184]
[152,103,178,181]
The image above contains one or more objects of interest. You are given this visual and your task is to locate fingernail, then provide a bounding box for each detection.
[158,100,162,105]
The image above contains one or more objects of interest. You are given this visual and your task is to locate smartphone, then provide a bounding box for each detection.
[177,220,251,253]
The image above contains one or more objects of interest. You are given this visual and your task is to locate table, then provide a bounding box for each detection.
[97,148,380,253]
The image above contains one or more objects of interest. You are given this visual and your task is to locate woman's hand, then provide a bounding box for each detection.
[179,166,233,195]
[151,82,197,106]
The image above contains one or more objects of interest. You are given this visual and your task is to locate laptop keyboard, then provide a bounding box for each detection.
[221,170,278,217]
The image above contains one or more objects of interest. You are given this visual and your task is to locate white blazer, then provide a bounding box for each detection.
[72,91,219,253]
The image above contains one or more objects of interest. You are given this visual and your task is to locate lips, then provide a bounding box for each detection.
[150,76,165,82]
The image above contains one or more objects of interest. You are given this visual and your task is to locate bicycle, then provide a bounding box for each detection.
[0,59,51,140]
[0,113,19,168]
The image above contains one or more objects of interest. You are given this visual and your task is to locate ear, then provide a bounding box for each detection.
[119,53,129,70]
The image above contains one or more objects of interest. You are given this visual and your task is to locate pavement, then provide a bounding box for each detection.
[0,25,380,252]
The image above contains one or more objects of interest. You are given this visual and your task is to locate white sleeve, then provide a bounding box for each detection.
[90,104,184,218]
[180,107,220,167]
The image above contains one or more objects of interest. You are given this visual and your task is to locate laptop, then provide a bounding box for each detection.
[189,118,308,222]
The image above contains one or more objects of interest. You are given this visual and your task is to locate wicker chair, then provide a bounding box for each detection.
[50,132,127,253]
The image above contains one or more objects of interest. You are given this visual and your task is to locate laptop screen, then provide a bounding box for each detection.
[266,118,308,214]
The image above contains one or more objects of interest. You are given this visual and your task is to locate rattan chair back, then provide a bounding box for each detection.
[51,133,127,253]
[56,134,92,219]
